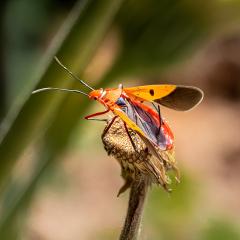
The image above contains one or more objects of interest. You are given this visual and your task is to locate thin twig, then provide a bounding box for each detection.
[119,178,149,240]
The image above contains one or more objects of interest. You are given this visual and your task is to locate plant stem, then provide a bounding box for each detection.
[119,178,149,240]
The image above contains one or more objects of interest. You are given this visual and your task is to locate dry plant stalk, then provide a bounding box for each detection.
[101,117,179,240]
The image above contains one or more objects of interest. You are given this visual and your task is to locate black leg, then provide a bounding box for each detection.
[152,103,162,134]
[102,116,118,138]
[157,105,163,127]
[124,122,137,152]
[157,105,163,135]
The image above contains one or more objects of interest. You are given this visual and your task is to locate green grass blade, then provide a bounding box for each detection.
[0,0,125,236]
[0,0,124,191]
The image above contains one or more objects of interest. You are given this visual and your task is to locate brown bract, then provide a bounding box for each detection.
[101,117,180,195]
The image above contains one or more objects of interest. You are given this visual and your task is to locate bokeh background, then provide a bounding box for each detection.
[0,0,240,239]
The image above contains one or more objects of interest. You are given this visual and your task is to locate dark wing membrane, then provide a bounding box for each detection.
[156,86,204,111]
[121,98,170,150]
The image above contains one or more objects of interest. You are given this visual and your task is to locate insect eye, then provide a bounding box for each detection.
[116,97,126,106]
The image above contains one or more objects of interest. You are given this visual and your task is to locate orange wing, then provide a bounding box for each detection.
[124,85,203,111]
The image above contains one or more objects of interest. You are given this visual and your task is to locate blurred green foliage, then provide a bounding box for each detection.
[1,0,240,239]
[200,219,240,240]
[110,0,210,77]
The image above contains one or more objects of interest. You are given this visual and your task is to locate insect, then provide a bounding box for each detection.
[33,57,203,165]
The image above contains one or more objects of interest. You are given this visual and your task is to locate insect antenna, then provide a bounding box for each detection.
[32,87,89,97]
[54,57,94,91]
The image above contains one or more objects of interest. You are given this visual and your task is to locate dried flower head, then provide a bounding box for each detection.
[102,117,179,195]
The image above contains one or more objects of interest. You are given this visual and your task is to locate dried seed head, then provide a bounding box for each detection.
[101,117,179,193]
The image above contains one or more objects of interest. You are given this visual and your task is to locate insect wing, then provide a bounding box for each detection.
[114,99,172,150]
[112,107,146,137]
[127,100,171,150]
[124,85,203,111]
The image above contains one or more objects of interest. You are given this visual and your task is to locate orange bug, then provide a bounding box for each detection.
[33,57,203,161]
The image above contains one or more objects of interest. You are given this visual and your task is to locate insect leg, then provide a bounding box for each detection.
[85,108,110,120]
[152,102,158,112]
[157,105,163,134]
[102,116,118,138]
[151,102,162,133]
[123,122,137,152]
